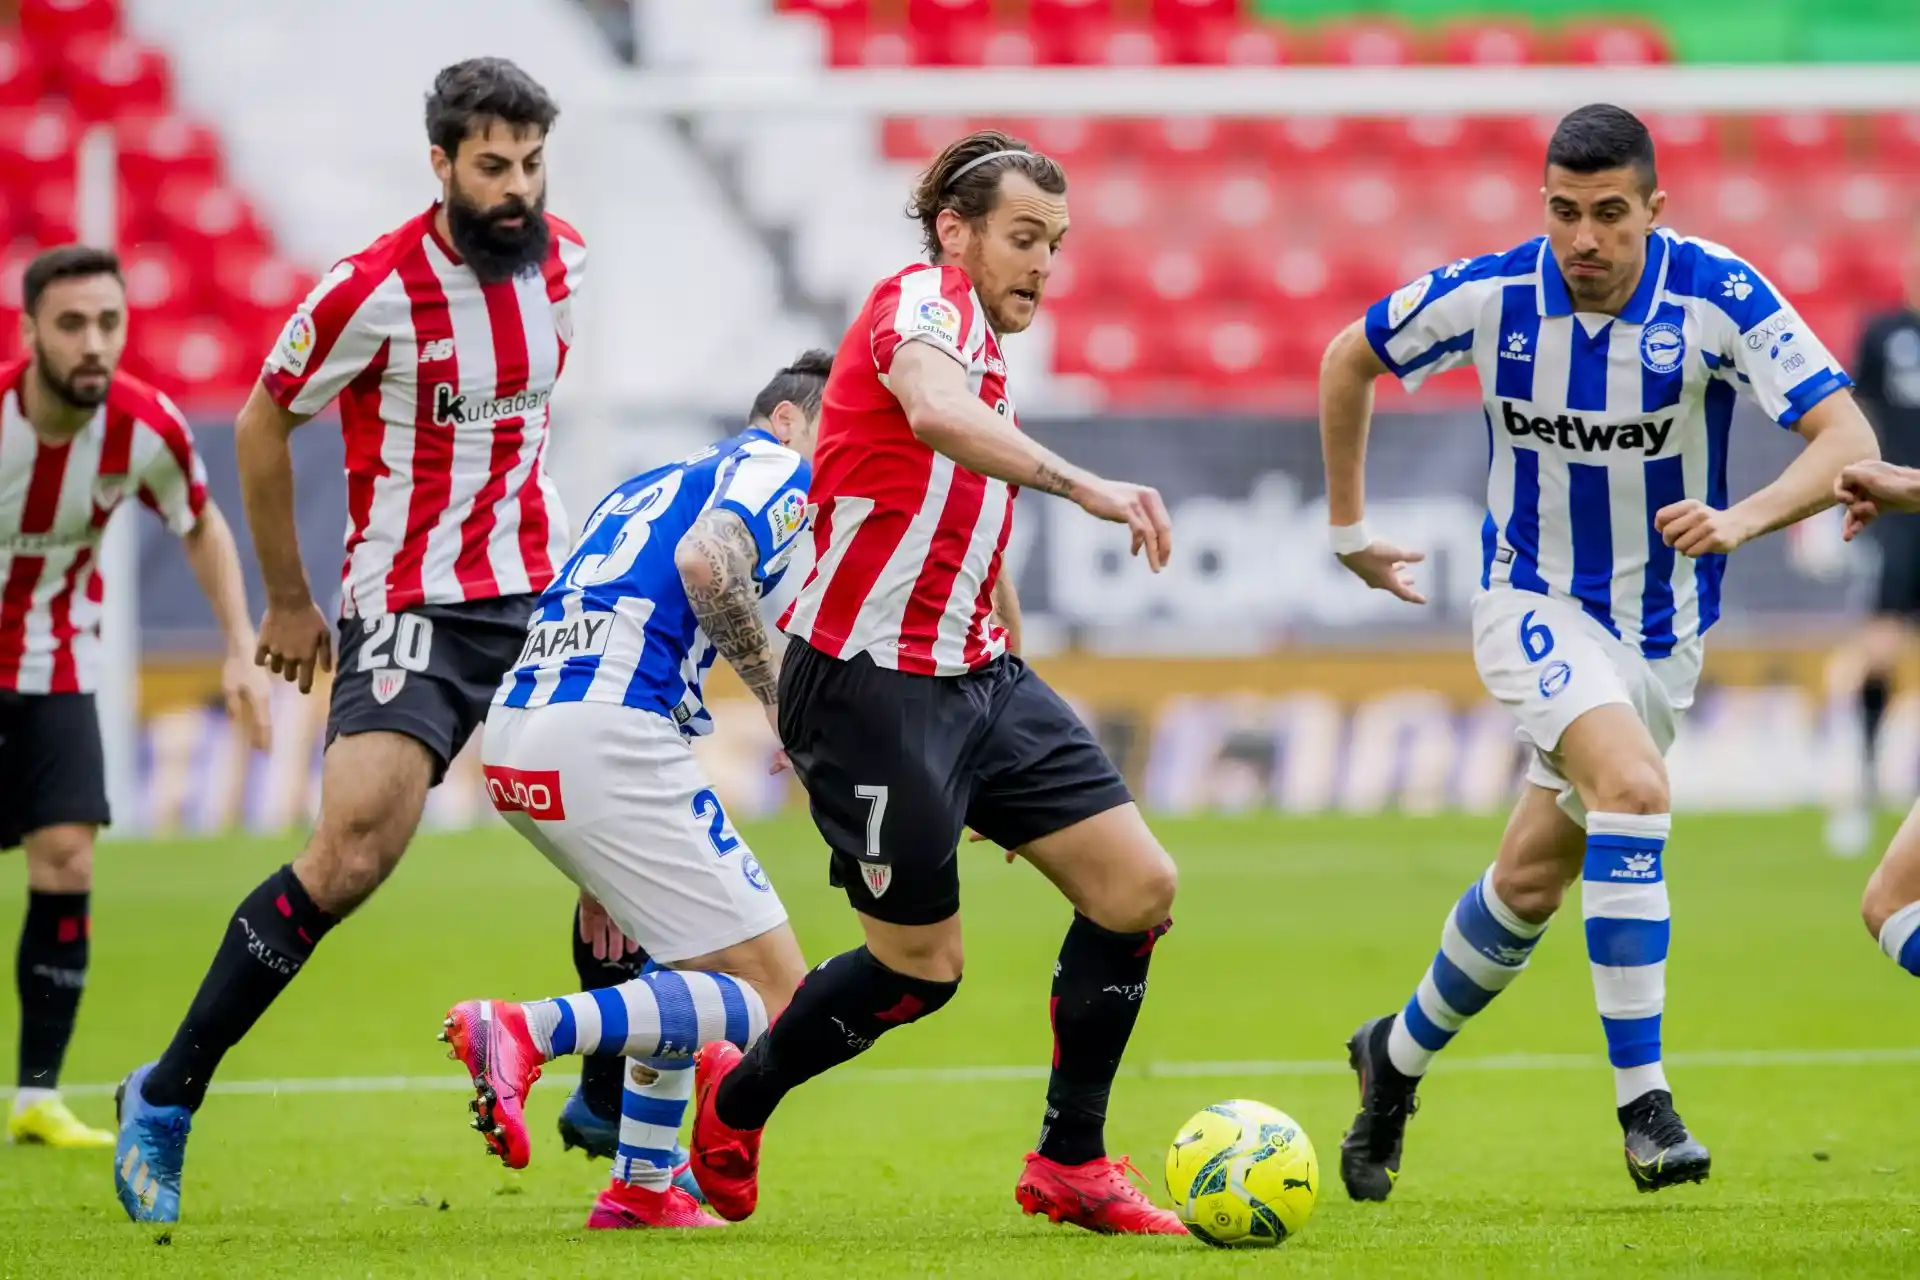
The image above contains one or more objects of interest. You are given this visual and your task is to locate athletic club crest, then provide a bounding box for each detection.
[370,669,407,705]
[861,862,892,898]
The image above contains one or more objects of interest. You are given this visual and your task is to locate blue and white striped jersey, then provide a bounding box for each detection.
[494,428,810,733]
[1366,229,1852,657]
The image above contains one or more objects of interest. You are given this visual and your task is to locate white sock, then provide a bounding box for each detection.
[12,1087,56,1114]
[1582,811,1673,1108]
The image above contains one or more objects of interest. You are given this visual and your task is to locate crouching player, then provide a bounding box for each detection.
[439,353,827,1229]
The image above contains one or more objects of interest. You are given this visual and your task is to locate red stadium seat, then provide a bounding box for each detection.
[153,178,269,271]
[1061,22,1177,67]
[1311,19,1417,67]
[28,177,76,243]
[1132,116,1236,168]
[1435,19,1543,66]
[778,0,869,22]
[1068,164,1167,234]
[1644,112,1719,175]
[906,0,991,34]
[1186,165,1281,231]
[1176,19,1290,66]
[1560,20,1671,66]
[0,306,19,362]
[987,114,1122,167]
[128,316,251,404]
[1051,307,1168,380]
[1030,0,1115,31]
[118,242,195,319]
[212,249,317,358]
[1751,112,1843,168]
[116,112,223,202]
[880,115,969,162]
[18,0,120,53]
[1869,111,1920,165]
[1150,0,1242,28]
[943,23,1042,65]
[1698,169,1780,231]
[825,22,928,67]
[1245,114,1356,170]
[60,35,172,122]
[1173,310,1304,389]
[0,246,36,309]
[0,105,80,193]
[0,35,50,112]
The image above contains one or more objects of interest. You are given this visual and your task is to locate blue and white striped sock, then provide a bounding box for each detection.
[522,969,768,1061]
[1877,901,1920,975]
[1582,811,1672,1107]
[612,1055,693,1191]
[1387,867,1549,1077]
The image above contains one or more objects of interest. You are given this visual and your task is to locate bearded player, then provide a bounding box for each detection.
[113,58,589,1223]
[685,131,1187,1236]
[1,246,268,1150]
[1321,103,1877,1197]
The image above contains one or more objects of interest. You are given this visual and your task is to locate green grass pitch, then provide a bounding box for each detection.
[2,813,1918,1277]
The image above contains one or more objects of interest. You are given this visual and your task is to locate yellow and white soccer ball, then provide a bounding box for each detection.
[1164,1099,1318,1248]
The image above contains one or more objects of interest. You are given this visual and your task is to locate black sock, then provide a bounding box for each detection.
[714,946,957,1131]
[1037,914,1171,1166]
[572,903,648,1119]
[143,866,335,1111]
[1863,675,1891,781]
[16,890,88,1090]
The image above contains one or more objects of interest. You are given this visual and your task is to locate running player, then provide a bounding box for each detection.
[1320,104,1876,1196]
[2,246,268,1149]
[685,131,1187,1237]
[1831,456,1920,973]
[1823,216,1920,856]
[112,58,586,1223]
[437,351,826,1231]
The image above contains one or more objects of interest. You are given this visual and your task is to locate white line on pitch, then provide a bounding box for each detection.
[12,1046,1920,1101]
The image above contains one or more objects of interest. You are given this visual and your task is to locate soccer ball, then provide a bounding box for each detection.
[1164,1099,1318,1248]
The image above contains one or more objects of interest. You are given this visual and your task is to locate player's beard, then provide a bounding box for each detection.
[446,185,550,284]
[32,342,112,410]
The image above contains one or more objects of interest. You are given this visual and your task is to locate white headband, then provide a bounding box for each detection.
[945,148,1034,189]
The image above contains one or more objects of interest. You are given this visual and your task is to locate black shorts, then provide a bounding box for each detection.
[1873,514,1920,617]
[327,594,537,784]
[0,692,110,849]
[778,638,1133,927]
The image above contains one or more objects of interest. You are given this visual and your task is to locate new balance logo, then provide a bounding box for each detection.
[419,338,456,363]
[1501,401,1673,455]
[1610,852,1660,881]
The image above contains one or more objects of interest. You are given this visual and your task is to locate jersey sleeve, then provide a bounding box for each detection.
[260,261,390,416]
[1362,254,1504,391]
[712,443,811,577]
[135,394,210,536]
[870,265,980,378]
[1714,278,1853,427]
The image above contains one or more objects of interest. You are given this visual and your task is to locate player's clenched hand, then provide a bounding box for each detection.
[1337,542,1427,605]
[1074,479,1173,572]
[578,892,639,962]
[255,599,334,694]
[1654,500,1751,558]
[222,649,273,751]
[1835,460,1920,540]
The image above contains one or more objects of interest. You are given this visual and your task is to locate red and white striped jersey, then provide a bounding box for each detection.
[260,204,586,619]
[781,263,1016,676]
[0,360,208,694]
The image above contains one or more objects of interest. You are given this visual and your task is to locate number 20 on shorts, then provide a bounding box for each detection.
[1519,610,1555,663]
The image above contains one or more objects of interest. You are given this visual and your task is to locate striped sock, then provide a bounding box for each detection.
[1582,811,1672,1107]
[522,969,768,1061]
[1386,867,1549,1077]
[612,1055,693,1191]
[1877,901,1920,976]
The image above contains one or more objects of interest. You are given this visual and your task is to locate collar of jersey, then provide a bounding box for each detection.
[1536,230,1668,327]
[741,426,778,446]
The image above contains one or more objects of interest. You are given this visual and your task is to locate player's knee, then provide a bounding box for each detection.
[23,825,94,891]
[866,925,964,985]
[1591,759,1669,816]
[1862,868,1906,940]
[296,831,405,916]
[1102,852,1178,935]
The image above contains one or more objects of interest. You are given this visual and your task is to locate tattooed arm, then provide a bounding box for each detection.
[674,509,780,708]
[887,342,1173,571]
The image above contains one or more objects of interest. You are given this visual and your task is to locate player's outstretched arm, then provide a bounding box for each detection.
[181,502,272,749]
[1319,320,1426,604]
[888,342,1171,571]
[675,509,789,771]
[234,380,333,694]
[1656,390,1880,558]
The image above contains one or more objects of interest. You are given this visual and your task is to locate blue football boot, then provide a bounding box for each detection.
[558,1085,706,1202]
[113,1063,191,1223]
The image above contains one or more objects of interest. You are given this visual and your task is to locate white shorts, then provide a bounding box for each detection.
[481,701,789,964]
[1471,589,1702,828]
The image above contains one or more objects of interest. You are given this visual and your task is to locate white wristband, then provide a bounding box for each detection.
[1330,522,1372,556]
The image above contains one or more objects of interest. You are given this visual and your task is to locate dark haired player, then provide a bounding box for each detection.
[0,246,266,1149]
[685,131,1187,1236]
[113,58,587,1223]
[1322,103,1876,1196]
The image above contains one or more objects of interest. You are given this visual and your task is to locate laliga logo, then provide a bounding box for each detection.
[482,765,567,820]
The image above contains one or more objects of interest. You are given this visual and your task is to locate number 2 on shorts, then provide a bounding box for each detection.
[1519,609,1555,663]
[855,784,889,857]
[691,789,740,855]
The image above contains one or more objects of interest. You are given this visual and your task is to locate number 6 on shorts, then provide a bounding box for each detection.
[1519,609,1555,663]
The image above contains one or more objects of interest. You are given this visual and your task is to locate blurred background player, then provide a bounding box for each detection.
[2,246,268,1150]
[1321,104,1875,1198]
[686,131,1187,1237]
[112,58,586,1224]
[1824,217,1920,857]
[441,351,827,1232]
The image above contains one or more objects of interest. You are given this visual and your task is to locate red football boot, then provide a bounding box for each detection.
[688,1041,762,1221]
[438,999,544,1170]
[1015,1152,1190,1235]
[586,1179,727,1230]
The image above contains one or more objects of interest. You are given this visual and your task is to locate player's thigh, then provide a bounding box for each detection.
[672,922,809,1019]
[1863,803,1920,933]
[0,694,108,879]
[1488,783,1590,923]
[484,702,789,966]
[304,731,436,885]
[778,638,973,930]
